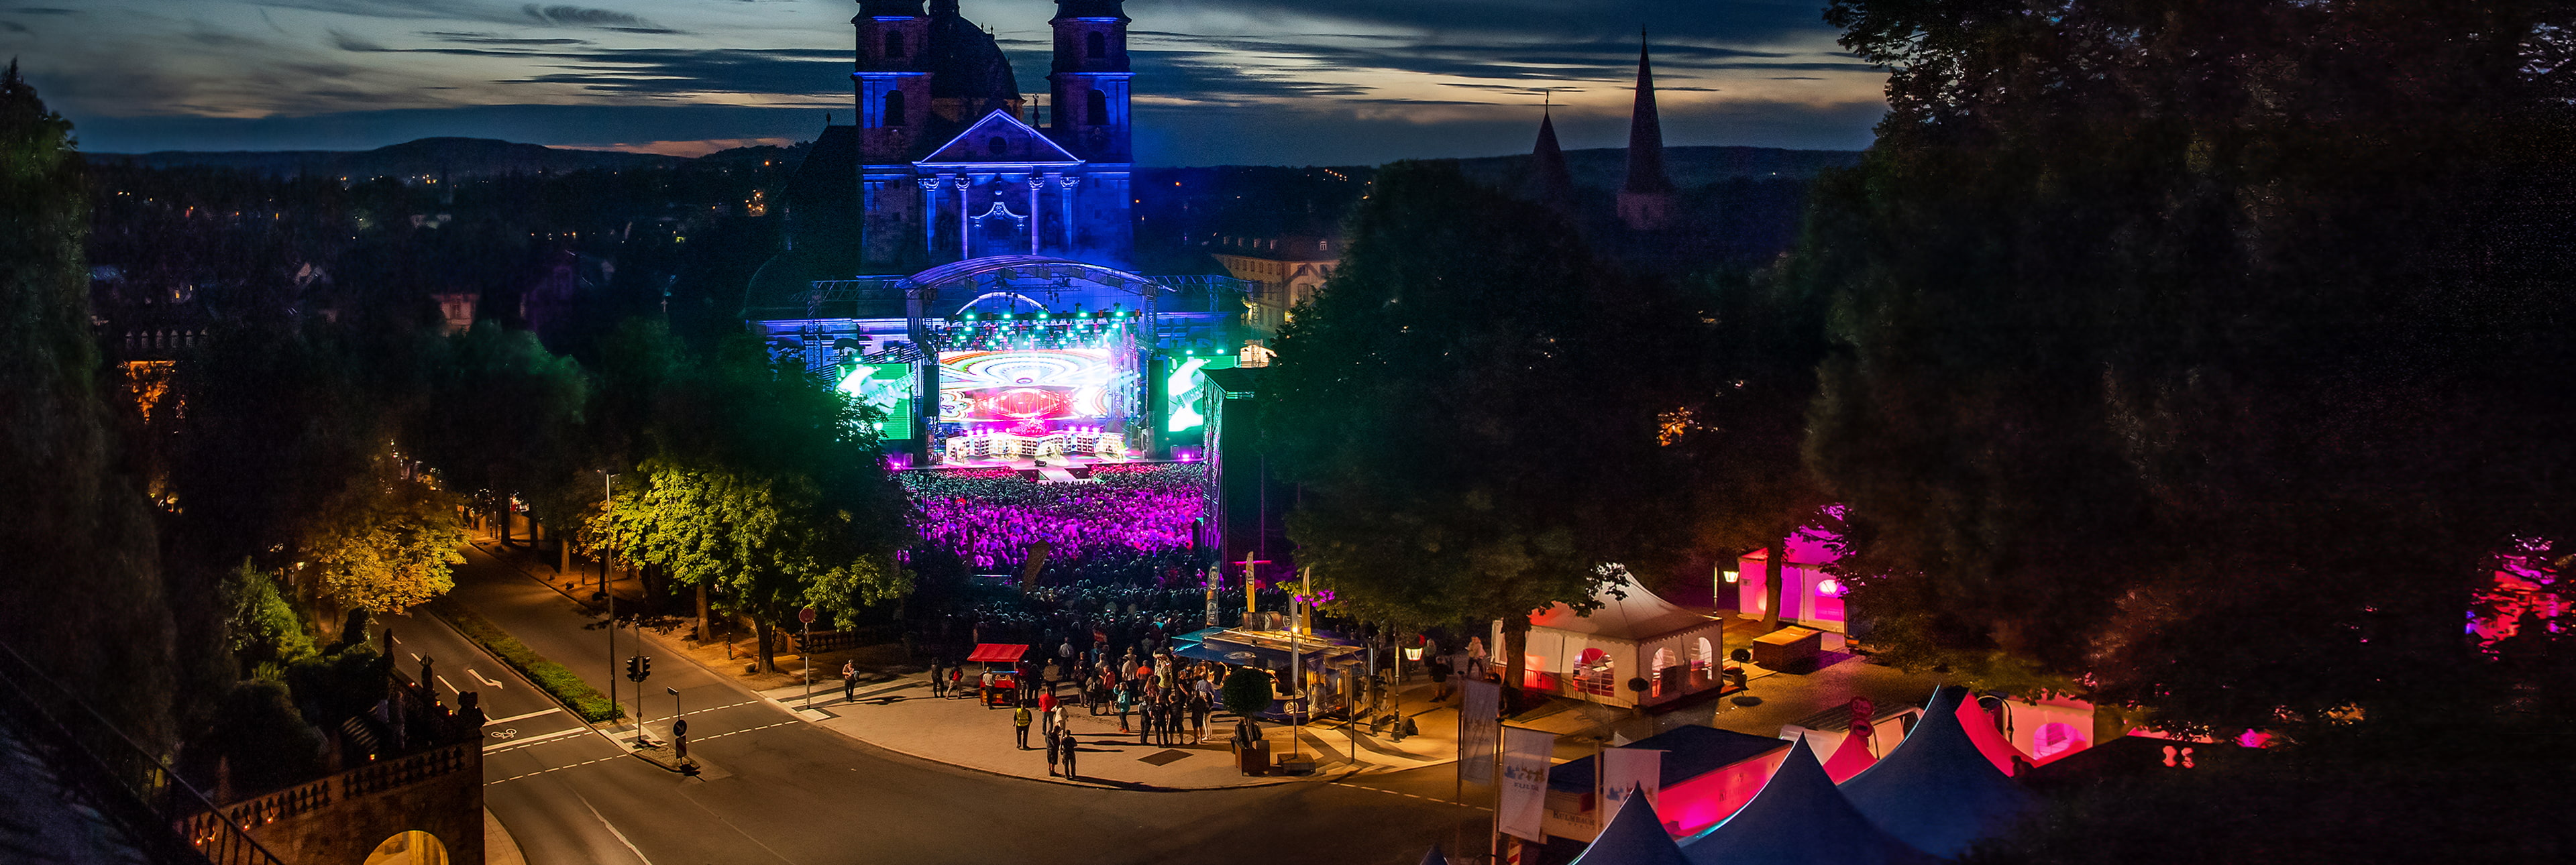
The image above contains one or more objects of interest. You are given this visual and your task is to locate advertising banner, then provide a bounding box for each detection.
[1600,747,1665,819]
[1498,726,1556,842]
[1458,679,1501,786]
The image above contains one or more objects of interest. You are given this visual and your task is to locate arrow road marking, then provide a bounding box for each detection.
[469,668,502,688]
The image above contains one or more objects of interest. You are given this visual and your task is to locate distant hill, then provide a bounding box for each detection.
[1451,145,1863,191]
[87,137,685,180]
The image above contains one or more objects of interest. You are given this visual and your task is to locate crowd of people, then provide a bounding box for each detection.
[902,463,1209,579]
[924,644,1244,778]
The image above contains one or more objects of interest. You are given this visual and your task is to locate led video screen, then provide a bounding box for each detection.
[938,349,1117,424]
[1162,355,1237,433]
[837,362,917,440]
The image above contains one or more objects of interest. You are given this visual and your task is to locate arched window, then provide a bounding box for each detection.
[1085,89,1108,125]
[881,89,906,126]
[1084,31,1106,58]
[884,31,906,59]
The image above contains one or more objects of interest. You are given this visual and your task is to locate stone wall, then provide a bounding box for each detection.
[178,742,482,865]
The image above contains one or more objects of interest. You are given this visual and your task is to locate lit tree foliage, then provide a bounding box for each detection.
[590,334,912,671]
[299,457,468,613]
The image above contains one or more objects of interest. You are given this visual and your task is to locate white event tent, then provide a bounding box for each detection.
[1496,572,1727,708]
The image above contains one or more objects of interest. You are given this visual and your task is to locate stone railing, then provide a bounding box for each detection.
[176,742,478,844]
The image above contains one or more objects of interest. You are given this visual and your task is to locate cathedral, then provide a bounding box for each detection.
[744,0,1246,470]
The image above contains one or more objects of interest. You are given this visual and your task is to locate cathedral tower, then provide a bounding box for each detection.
[1617,35,1676,231]
[1528,107,1577,215]
[1046,0,1135,265]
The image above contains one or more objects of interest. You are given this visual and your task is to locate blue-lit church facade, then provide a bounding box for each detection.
[745,0,1248,468]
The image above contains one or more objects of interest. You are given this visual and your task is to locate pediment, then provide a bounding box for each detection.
[917,111,1083,167]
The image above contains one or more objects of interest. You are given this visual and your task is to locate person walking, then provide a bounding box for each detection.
[1036,690,1058,738]
[1189,688,1212,744]
[949,665,963,699]
[1044,724,1063,776]
[928,658,947,698]
[1059,734,1079,779]
[1013,703,1034,750]
[841,660,860,703]
[1115,684,1133,734]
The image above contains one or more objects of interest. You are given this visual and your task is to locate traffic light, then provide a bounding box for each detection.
[625,655,651,683]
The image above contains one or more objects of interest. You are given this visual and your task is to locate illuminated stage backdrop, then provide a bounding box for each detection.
[1161,353,1237,434]
[837,361,918,440]
[938,348,1125,434]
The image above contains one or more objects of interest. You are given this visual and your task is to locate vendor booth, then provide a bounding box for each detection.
[966,643,1028,707]
[1172,626,1365,721]
[1497,573,1727,709]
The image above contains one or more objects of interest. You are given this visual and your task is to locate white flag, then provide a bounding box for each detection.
[1599,747,1665,821]
[1457,678,1502,786]
[1497,726,1556,842]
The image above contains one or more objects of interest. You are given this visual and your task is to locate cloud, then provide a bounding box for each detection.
[330,28,390,52]
[521,4,680,34]
[9,6,81,12]
[1157,0,1836,44]
[3,21,26,34]
[420,31,592,46]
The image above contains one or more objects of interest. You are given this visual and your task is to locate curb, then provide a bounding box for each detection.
[466,539,1410,791]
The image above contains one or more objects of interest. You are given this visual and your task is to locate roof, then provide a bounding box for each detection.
[1838,687,2039,858]
[966,644,1028,662]
[1570,790,1690,865]
[925,5,1020,101]
[1203,365,1267,396]
[1820,728,1879,783]
[1621,40,1674,195]
[1677,736,1932,865]
[1527,572,1721,640]
[1550,725,1789,793]
[918,111,1083,167]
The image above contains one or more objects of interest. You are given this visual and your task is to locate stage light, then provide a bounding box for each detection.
[1723,569,1739,583]
[1817,578,1843,597]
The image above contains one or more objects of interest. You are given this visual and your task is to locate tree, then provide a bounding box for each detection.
[591,333,912,672]
[0,61,181,744]
[1265,162,1712,703]
[1802,0,2576,732]
[1222,665,1276,719]
[220,561,317,673]
[400,321,590,546]
[297,455,468,614]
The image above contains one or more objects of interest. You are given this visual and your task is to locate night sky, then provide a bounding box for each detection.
[6,1,1886,164]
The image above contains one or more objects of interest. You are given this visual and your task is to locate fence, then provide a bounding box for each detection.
[0,640,284,865]
[170,742,478,847]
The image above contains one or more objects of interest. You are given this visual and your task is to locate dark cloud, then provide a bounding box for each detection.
[521,4,678,33]
[330,28,390,52]
[3,21,27,34]
[9,6,80,12]
[419,32,593,46]
[67,103,838,154]
[1155,0,1835,44]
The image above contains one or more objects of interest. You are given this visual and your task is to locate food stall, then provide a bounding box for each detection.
[965,643,1028,707]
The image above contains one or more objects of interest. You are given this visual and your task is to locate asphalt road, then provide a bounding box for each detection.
[432,545,1495,865]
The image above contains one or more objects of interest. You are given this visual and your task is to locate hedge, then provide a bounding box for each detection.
[425,597,623,722]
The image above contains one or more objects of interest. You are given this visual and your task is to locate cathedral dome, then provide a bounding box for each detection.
[925,2,1020,101]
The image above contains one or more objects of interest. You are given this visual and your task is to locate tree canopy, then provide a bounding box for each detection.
[1264,162,1721,672]
[1803,0,2576,732]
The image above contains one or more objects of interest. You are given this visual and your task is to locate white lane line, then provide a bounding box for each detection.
[469,668,503,688]
[484,726,587,752]
[434,675,458,694]
[485,707,562,725]
[576,789,659,865]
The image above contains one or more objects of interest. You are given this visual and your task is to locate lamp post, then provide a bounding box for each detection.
[598,471,617,593]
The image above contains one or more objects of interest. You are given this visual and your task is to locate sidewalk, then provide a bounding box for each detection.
[466,533,1941,790]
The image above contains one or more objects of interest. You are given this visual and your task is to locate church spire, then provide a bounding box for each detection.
[1527,96,1576,214]
[1617,30,1676,230]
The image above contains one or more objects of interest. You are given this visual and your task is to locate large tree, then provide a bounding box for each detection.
[1265,162,1713,701]
[1804,0,2576,732]
[591,333,912,671]
[0,63,181,743]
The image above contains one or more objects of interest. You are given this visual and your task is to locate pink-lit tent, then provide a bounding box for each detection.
[1570,787,1691,865]
[1820,728,1879,783]
[1676,736,1932,865]
[1839,687,2040,859]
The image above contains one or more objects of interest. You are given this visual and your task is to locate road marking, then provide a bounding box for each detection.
[490,752,624,783]
[692,719,798,742]
[469,668,503,688]
[484,726,588,752]
[576,789,659,865]
[434,675,458,694]
[1332,782,1493,811]
[485,707,563,725]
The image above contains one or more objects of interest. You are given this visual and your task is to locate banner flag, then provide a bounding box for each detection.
[1498,726,1556,842]
[1458,679,1501,785]
[1600,747,1666,822]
